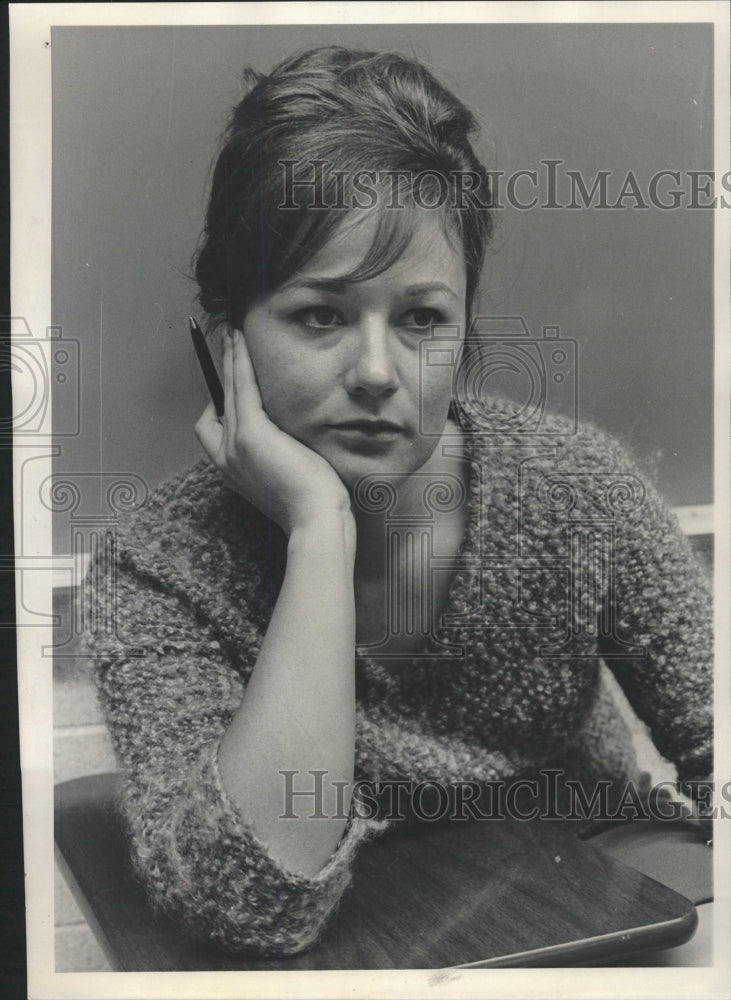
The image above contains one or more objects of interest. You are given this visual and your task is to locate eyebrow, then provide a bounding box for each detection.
[276,278,460,300]
[404,282,460,301]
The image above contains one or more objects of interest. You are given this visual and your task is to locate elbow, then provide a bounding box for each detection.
[118,753,356,959]
[204,894,342,958]
[140,856,345,958]
[124,811,351,959]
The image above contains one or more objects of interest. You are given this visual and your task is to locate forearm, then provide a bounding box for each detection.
[607,490,713,782]
[218,512,358,877]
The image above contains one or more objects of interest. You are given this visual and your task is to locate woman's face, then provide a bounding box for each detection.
[242,211,467,490]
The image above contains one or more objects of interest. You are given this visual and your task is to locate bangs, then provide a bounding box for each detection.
[268,173,465,291]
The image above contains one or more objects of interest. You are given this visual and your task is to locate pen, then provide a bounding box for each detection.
[189,316,225,419]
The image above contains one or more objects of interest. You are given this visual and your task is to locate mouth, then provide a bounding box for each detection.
[330,420,404,436]
[327,419,406,452]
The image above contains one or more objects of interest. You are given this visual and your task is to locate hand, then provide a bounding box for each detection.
[194,328,352,537]
[679,773,715,845]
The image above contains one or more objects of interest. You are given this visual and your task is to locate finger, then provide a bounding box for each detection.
[221,327,237,449]
[194,401,224,460]
[231,328,266,423]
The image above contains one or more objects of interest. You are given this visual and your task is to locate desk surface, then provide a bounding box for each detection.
[55,773,698,971]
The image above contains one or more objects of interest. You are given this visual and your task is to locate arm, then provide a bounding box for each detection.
[196,326,362,877]
[218,512,358,876]
[84,328,385,955]
[598,458,713,794]
[84,553,381,957]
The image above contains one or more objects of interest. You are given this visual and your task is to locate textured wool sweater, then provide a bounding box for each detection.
[82,400,712,957]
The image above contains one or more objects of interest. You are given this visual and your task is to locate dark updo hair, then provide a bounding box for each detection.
[194,46,493,331]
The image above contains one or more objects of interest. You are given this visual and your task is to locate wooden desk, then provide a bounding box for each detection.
[55,773,700,970]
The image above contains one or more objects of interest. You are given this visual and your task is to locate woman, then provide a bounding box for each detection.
[83,46,712,957]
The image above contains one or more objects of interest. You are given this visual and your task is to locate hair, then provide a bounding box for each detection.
[194,45,494,332]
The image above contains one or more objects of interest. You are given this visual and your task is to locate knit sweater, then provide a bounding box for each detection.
[82,399,712,957]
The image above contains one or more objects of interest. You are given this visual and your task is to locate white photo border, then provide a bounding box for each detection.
[11,3,731,998]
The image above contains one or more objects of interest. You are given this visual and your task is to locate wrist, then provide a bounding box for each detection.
[288,509,357,563]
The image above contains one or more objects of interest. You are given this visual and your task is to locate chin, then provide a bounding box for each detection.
[327,445,435,493]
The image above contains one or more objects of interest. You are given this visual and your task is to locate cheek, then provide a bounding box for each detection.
[243,312,319,426]
[417,365,456,421]
[254,352,328,427]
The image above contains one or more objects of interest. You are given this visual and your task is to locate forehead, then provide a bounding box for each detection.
[287,209,467,291]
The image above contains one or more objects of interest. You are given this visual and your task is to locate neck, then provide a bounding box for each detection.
[351,420,467,580]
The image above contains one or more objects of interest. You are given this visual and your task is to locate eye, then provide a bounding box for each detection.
[401,307,445,331]
[293,306,345,331]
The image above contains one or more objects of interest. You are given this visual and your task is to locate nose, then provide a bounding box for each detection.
[344,321,399,398]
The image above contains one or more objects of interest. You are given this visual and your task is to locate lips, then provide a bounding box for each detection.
[332,420,404,433]
[327,419,405,452]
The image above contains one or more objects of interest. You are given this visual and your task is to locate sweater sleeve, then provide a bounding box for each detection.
[80,543,386,957]
[597,451,713,792]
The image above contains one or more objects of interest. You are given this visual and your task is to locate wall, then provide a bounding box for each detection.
[51,22,713,556]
